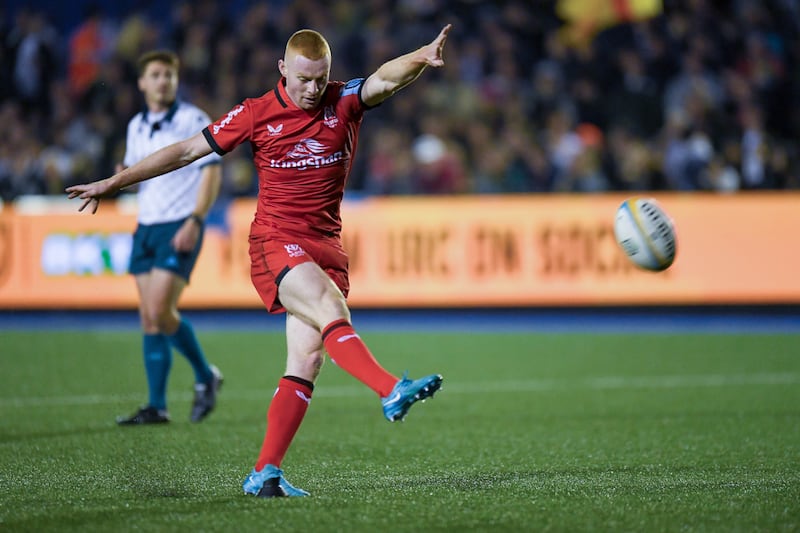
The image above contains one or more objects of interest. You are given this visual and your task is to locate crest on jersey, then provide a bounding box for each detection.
[323,106,339,128]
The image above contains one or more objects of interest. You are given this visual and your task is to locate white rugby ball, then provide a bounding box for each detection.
[614,197,677,271]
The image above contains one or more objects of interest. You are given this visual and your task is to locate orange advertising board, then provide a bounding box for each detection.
[0,193,798,308]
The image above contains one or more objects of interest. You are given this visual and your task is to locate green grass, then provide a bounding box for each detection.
[1,330,799,532]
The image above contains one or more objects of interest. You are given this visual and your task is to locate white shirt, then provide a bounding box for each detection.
[123,101,222,225]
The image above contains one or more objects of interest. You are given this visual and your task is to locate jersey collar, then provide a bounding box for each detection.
[142,100,179,125]
[274,78,327,114]
[274,78,290,108]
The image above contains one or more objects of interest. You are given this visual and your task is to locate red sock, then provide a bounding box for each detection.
[322,319,398,397]
[255,377,313,470]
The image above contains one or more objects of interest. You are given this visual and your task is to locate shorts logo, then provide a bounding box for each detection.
[284,243,306,258]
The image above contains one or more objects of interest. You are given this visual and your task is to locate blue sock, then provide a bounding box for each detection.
[143,334,172,410]
[168,320,212,384]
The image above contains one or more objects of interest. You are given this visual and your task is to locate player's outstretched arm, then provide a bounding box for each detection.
[361,24,451,107]
[66,132,213,214]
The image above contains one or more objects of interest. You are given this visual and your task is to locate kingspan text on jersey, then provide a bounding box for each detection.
[270,152,344,170]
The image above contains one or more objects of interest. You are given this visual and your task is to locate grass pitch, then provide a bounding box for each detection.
[1,329,799,532]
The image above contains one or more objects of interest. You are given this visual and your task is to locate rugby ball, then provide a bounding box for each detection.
[614,197,677,271]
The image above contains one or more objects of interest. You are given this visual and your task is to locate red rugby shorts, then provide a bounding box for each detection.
[248,229,350,313]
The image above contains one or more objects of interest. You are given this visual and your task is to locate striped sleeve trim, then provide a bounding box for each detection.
[202,127,227,155]
[355,78,380,110]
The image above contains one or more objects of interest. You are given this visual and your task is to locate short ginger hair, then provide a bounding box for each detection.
[285,29,331,60]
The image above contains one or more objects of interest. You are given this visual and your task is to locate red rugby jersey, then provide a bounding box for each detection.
[203,77,369,237]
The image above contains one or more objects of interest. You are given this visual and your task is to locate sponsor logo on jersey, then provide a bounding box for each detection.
[270,138,343,170]
[267,123,283,136]
[323,106,339,128]
[287,138,326,158]
[212,104,245,134]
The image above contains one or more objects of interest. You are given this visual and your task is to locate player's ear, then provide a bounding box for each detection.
[278,59,287,78]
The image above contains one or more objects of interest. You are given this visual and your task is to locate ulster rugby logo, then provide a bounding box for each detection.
[283,243,306,258]
[323,106,339,128]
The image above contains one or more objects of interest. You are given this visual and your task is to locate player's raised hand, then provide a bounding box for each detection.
[423,24,452,68]
[65,178,117,214]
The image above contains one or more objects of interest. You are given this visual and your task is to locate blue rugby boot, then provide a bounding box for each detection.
[242,464,309,498]
[381,372,443,422]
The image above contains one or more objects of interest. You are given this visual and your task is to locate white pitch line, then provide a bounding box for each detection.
[444,372,800,394]
[0,373,798,409]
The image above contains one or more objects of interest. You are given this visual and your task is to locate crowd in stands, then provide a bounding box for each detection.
[1,0,799,202]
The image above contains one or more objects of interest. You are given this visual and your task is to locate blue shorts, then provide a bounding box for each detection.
[128,218,204,282]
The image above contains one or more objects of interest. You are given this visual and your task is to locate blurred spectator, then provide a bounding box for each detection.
[363,127,414,195]
[498,119,553,192]
[526,55,574,127]
[609,47,662,137]
[663,47,725,123]
[67,4,116,99]
[409,133,468,194]
[604,124,662,190]
[551,122,610,192]
[8,8,59,122]
[0,100,45,198]
[705,154,742,193]
[739,102,771,189]
[662,113,717,191]
[544,108,583,187]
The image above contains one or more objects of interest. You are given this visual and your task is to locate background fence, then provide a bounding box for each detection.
[1,192,797,309]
